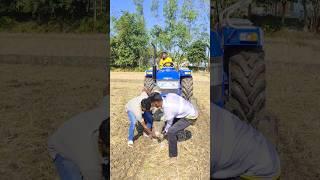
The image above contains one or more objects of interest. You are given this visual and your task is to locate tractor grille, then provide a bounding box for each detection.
[160,89,179,95]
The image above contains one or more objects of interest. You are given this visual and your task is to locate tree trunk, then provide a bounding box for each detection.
[93,0,97,29]
[87,0,90,12]
[100,0,103,15]
[248,3,252,17]
[281,2,287,26]
[302,0,308,31]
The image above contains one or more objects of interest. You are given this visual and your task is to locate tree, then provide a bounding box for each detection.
[133,0,144,16]
[151,0,159,17]
[181,0,198,33]
[280,0,288,25]
[310,0,320,32]
[111,12,148,67]
[302,0,308,31]
[186,40,207,65]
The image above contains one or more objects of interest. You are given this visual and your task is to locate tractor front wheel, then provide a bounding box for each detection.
[226,49,266,126]
[144,77,156,93]
[181,77,193,101]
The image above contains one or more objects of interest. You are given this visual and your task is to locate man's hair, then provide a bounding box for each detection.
[160,51,167,57]
[149,92,163,102]
[141,98,151,111]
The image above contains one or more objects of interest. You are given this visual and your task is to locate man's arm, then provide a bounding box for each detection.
[163,114,175,133]
[139,120,154,136]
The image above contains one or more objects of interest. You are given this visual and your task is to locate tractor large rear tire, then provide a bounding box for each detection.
[144,77,156,93]
[181,77,193,101]
[226,50,266,126]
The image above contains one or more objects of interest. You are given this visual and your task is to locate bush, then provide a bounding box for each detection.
[0,16,16,30]
[0,16,107,33]
[76,17,107,33]
[250,15,304,34]
[250,15,282,33]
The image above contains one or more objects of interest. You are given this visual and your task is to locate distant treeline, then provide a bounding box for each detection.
[211,0,320,33]
[0,0,107,33]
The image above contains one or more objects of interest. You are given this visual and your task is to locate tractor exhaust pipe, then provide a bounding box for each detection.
[151,43,157,81]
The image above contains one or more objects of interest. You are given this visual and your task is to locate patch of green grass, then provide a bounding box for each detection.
[0,16,107,33]
[111,66,149,72]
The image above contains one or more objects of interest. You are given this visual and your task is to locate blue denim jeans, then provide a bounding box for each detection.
[127,111,153,141]
[143,111,153,129]
[54,154,82,180]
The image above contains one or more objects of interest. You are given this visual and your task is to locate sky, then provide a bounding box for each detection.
[110,0,210,37]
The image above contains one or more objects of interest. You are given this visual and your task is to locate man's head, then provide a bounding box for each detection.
[149,92,163,108]
[161,51,168,60]
[141,98,151,112]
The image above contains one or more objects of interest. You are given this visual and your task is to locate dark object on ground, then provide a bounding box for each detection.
[177,130,192,142]
[153,109,164,121]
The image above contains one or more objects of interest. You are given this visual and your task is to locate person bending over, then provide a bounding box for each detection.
[149,92,198,158]
[48,96,108,180]
[125,89,154,147]
[211,104,281,180]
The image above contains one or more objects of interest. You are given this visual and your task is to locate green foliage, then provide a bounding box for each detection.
[151,0,160,17]
[112,0,209,69]
[186,40,207,64]
[182,0,198,23]
[0,0,107,33]
[111,12,149,67]
[164,0,178,29]
[133,0,144,16]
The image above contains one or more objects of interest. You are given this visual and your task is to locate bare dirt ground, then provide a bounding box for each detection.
[0,63,105,179]
[110,72,210,179]
[265,33,320,179]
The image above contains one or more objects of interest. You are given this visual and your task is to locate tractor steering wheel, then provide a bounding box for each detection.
[163,62,174,67]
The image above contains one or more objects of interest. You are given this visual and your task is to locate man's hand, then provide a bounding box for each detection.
[162,130,167,136]
[151,131,158,139]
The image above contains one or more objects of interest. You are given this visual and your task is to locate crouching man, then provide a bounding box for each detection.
[125,88,154,147]
[149,92,198,158]
[48,96,108,180]
[211,103,281,180]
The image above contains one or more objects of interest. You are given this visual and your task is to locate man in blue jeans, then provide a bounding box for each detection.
[125,89,155,147]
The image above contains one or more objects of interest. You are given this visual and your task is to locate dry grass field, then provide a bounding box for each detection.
[0,63,105,179]
[265,32,320,179]
[110,72,210,179]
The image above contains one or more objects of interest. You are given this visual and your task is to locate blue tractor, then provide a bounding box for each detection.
[144,44,193,100]
[211,0,266,124]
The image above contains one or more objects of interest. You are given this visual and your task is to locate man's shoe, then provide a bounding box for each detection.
[127,140,133,147]
[143,132,150,138]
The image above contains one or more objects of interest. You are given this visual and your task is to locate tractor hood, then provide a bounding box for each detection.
[156,67,180,80]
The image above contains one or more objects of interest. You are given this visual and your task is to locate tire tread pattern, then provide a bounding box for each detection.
[181,77,193,101]
[227,50,266,124]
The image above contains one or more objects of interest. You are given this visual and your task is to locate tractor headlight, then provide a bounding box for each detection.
[185,71,191,75]
[146,71,152,75]
[157,81,179,89]
[239,32,258,42]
